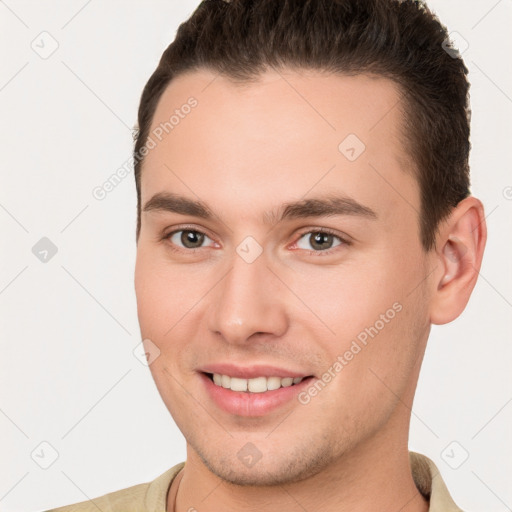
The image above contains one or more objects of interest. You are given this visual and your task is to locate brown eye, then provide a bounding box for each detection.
[167,229,211,250]
[296,231,344,252]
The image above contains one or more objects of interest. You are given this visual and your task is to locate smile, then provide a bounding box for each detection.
[208,373,305,393]
[200,371,315,416]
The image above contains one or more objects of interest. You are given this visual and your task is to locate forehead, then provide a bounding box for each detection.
[141,68,418,228]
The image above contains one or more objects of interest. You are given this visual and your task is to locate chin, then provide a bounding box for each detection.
[192,438,339,487]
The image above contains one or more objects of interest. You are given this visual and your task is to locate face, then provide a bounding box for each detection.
[134,69,434,486]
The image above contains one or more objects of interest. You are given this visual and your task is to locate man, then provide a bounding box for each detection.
[48,0,486,510]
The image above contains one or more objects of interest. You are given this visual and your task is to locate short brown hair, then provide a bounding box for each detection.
[133,0,471,250]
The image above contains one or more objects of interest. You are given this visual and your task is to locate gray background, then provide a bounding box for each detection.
[1,1,511,510]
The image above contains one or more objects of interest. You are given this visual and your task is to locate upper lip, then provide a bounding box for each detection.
[200,363,312,379]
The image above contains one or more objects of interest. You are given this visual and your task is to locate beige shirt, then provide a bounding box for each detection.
[46,451,463,512]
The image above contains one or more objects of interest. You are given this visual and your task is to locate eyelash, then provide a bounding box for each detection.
[161,225,351,257]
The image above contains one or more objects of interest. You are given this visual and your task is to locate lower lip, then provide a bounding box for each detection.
[199,372,315,417]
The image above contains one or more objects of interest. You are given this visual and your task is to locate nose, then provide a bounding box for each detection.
[206,248,289,345]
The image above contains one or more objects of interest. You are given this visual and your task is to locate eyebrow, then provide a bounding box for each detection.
[142,191,378,225]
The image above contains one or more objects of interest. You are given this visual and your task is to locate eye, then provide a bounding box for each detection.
[294,229,349,254]
[161,226,350,256]
[164,228,216,251]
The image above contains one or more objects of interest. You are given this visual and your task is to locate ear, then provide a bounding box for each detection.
[429,196,487,325]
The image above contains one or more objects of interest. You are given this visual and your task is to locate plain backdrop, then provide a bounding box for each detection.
[0,1,511,511]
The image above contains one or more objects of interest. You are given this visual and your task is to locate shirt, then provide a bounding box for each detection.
[45,451,463,512]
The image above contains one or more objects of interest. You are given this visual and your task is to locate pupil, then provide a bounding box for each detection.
[182,230,204,248]
[312,233,332,250]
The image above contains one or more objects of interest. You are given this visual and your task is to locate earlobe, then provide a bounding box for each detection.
[429,197,487,325]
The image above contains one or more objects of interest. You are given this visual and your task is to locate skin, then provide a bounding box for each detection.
[134,68,486,512]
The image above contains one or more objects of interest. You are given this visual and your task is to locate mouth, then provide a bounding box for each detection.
[199,371,316,417]
[203,372,312,393]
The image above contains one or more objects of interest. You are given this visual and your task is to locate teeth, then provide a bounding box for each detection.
[230,377,248,392]
[248,376,267,393]
[210,374,305,393]
[281,377,293,387]
[221,374,231,389]
[267,376,281,391]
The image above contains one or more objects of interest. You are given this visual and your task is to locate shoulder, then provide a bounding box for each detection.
[410,451,464,512]
[45,462,185,512]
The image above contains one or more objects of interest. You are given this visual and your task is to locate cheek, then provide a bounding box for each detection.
[338,278,427,405]
[287,256,406,342]
[134,248,202,336]
[134,253,166,335]
[292,252,427,394]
